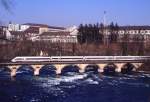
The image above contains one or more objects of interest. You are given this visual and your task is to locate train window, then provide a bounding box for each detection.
[25,58,50,60]
[15,58,24,60]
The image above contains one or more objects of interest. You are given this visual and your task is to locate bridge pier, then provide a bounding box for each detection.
[2,56,147,77]
[97,64,107,72]
[54,64,68,74]
[132,63,143,71]
[8,65,20,77]
[115,63,125,72]
[31,65,44,76]
[78,64,89,73]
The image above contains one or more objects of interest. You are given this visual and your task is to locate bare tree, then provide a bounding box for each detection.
[0,0,12,11]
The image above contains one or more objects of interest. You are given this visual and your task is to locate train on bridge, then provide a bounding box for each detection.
[11,56,150,62]
[0,56,149,77]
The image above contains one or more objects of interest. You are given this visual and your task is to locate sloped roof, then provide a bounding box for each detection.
[40,31,70,36]
[10,31,26,35]
[23,23,65,30]
[48,26,65,30]
[119,26,150,30]
[24,27,39,34]
[23,23,49,28]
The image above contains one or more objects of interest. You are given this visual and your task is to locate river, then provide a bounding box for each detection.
[0,66,150,102]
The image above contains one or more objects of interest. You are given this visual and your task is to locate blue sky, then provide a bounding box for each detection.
[0,0,150,27]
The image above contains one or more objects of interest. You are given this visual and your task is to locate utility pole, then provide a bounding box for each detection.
[103,11,108,45]
[103,11,111,55]
[103,11,106,27]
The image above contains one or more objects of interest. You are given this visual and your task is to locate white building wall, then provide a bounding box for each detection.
[5,30,12,40]
[20,25,30,31]
[8,23,20,31]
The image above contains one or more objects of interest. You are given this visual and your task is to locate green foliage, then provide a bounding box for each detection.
[77,23,103,44]
[108,22,119,43]
[78,22,119,44]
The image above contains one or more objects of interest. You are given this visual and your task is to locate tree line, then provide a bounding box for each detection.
[77,22,119,44]
[77,22,146,56]
[77,23,103,44]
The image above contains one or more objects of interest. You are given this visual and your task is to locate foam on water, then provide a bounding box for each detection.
[0,70,150,102]
[34,73,88,88]
[1,71,149,89]
[32,74,89,97]
[84,78,99,85]
[59,74,87,82]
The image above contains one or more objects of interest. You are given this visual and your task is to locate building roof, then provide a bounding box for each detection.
[40,31,70,36]
[23,23,49,28]
[119,26,150,30]
[48,26,65,30]
[10,31,26,36]
[23,23,65,30]
[24,27,39,34]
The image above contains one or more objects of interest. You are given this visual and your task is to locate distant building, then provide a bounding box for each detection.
[104,26,150,42]
[48,26,66,32]
[4,22,150,43]
[8,22,21,31]
[0,26,7,39]
[6,23,69,41]
[66,26,78,36]
[21,23,78,43]
[22,23,49,34]
[9,31,27,40]
[118,26,150,41]
[33,31,77,43]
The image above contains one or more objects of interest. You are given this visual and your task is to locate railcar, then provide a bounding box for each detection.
[11,56,51,62]
[11,56,86,62]
[11,56,147,62]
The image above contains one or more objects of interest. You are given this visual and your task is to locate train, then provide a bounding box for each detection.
[11,56,149,62]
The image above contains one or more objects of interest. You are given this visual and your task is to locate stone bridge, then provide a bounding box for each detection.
[0,56,150,77]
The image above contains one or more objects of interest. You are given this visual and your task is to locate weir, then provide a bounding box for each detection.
[0,56,149,77]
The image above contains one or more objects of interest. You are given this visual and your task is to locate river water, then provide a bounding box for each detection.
[0,66,150,102]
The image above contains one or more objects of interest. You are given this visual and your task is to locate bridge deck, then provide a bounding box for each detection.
[0,60,149,66]
[0,56,150,65]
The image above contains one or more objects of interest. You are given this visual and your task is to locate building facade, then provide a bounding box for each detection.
[104,26,150,42]
[5,23,78,43]
[34,32,77,43]
[3,23,150,43]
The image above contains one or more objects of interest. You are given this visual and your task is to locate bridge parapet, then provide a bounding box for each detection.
[0,56,149,77]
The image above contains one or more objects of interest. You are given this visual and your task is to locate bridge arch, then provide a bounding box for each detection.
[103,63,117,74]
[121,63,136,74]
[84,64,99,74]
[137,62,149,71]
[61,65,80,75]
[0,66,11,75]
[39,65,56,76]
[16,65,34,76]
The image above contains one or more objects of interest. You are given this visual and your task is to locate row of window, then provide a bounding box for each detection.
[118,30,150,34]
[35,38,77,43]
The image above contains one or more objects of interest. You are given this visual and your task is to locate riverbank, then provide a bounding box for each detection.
[0,41,150,60]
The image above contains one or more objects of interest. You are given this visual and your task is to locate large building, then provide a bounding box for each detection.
[2,22,150,43]
[34,31,77,43]
[31,25,78,43]
[104,26,150,42]
[5,23,78,43]
[0,26,7,39]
